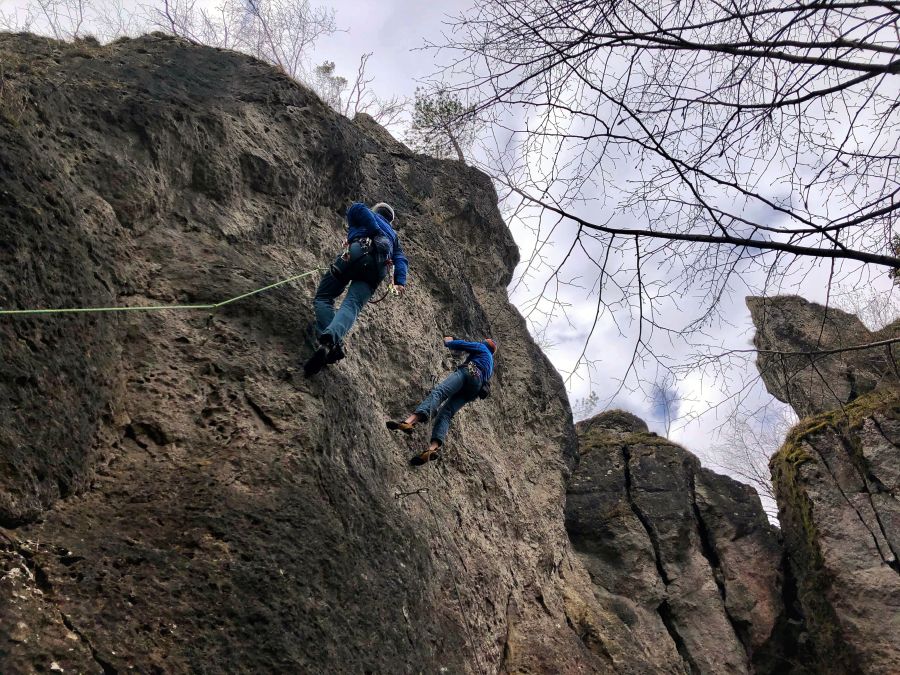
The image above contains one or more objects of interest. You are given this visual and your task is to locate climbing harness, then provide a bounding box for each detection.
[331,236,397,293]
[0,268,324,317]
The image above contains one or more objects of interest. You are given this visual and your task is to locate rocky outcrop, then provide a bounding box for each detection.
[769,390,900,674]
[748,295,900,417]
[751,295,900,673]
[566,411,790,674]
[0,32,619,673]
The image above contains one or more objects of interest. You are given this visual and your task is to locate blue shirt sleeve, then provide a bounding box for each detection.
[444,339,482,352]
[392,238,408,286]
[445,340,494,380]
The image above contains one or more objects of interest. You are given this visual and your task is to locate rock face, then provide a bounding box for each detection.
[566,411,789,674]
[748,295,900,418]
[769,391,900,675]
[0,32,619,673]
[753,296,900,674]
[5,31,896,675]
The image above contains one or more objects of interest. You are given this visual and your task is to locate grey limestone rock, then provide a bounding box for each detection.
[752,295,900,674]
[0,33,605,673]
[770,390,900,674]
[566,410,789,674]
[747,295,899,418]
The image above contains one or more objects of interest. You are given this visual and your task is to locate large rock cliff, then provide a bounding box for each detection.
[0,32,606,673]
[752,296,900,674]
[5,31,801,675]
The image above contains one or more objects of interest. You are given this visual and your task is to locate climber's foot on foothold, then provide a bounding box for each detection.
[410,447,440,466]
[303,347,328,377]
[325,343,346,365]
[387,420,415,435]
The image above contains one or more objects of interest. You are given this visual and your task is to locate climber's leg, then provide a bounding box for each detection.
[320,278,374,347]
[312,265,348,339]
[415,370,466,419]
[429,390,472,447]
[388,369,465,429]
[306,262,373,377]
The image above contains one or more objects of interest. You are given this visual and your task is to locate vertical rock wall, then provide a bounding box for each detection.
[566,411,789,674]
[752,295,900,674]
[0,33,613,674]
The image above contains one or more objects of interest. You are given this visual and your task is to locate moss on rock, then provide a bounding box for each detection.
[769,387,900,674]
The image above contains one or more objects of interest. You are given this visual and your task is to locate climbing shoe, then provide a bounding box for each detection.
[303,346,329,377]
[304,322,320,350]
[409,447,441,466]
[387,420,415,435]
[325,343,346,365]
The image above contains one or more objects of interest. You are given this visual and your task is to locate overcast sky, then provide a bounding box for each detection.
[310,0,470,101]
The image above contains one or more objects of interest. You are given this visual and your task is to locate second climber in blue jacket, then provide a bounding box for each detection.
[387,336,497,465]
[304,201,408,376]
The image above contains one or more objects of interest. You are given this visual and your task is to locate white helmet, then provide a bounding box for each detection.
[372,202,395,222]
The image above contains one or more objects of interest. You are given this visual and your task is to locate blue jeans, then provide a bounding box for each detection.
[313,246,379,345]
[415,369,481,445]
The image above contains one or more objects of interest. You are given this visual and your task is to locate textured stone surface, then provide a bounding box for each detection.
[566,411,789,674]
[747,295,900,418]
[750,294,900,673]
[0,531,100,674]
[770,389,900,675]
[6,32,897,675]
[0,33,619,673]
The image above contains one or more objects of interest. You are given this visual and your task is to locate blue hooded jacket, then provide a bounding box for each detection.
[345,203,409,286]
[445,339,494,381]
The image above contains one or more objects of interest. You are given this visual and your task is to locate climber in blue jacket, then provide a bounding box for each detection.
[387,336,497,465]
[304,202,408,376]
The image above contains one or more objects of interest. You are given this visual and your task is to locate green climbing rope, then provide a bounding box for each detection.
[0,268,323,317]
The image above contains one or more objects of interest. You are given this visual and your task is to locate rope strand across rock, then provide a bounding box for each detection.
[0,268,325,317]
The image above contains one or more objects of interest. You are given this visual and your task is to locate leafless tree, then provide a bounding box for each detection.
[12,0,90,39]
[649,373,681,437]
[432,0,900,388]
[832,285,900,331]
[140,0,336,79]
[313,53,408,132]
[702,400,797,519]
[342,52,406,128]
[243,0,334,79]
[91,0,141,42]
[0,5,35,32]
